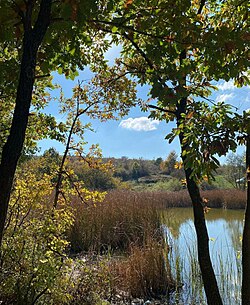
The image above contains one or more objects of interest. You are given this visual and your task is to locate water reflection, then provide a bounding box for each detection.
[163,208,244,305]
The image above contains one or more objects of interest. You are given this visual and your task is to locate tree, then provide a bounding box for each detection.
[40,148,62,177]
[132,161,140,180]
[243,132,250,305]
[0,0,115,245]
[53,78,137,207]
[154,157,163,167]
[160,151,177,175]
[222,153,246,190]
[234,110,250,305]
[94,0,249,304]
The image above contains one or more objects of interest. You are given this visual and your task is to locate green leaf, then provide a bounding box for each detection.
[111,26,118,33]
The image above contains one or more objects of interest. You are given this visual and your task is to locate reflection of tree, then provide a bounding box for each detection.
[163,208,193,238]
[225,219,243,253]
[163,208,244,241]
[205,209,244,223]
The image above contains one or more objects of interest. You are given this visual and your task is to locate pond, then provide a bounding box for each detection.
[162,208,244,305]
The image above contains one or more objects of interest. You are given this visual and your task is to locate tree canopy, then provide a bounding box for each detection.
[0,1,249,304]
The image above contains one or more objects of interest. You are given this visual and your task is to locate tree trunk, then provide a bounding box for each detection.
[184,165,223,305]
[177,97,223,305]
[0,0,52,246]
[242,134,250,305]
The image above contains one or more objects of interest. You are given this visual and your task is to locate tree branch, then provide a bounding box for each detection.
[11,1,25,22]
[198,0,206,14]
[32,0,52,48]
[34,73,51,79]
[91,18,210,48]
[149,104,176,115]
[122,32,155,70]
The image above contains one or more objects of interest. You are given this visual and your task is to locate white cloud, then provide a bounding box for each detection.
[217,80,236,91]
[216,93,234,103]
[119,117,160,131]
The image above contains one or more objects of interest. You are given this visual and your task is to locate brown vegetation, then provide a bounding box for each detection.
[69,189,246,254]
[201,189,246,209]
[111,239,174,299]
[68,190,175,301]
[104,189,246,209]
[69,190,162,254]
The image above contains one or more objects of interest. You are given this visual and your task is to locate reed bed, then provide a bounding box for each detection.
[69,190,162,254]
[167,235,242,305]
[68,189,175,301]
[101,189,246,210]
[201,189,246,209]
[67,188,245,303]
[110,238,175,299]
[69,189,245,254]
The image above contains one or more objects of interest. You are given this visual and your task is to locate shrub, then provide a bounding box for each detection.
[0,171,74,305]
[68,257,114,305]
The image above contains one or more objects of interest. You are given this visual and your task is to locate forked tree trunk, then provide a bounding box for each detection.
[242,135,250,305]
[0,0,52,246]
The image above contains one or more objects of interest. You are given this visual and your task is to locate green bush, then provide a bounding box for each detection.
[148,179,183,192]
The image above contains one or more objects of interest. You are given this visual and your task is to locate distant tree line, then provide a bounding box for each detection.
[27,149,246,192]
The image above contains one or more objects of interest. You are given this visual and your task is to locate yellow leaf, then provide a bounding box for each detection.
[174,161,183,169]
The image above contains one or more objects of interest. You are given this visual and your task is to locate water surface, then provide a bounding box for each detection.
[163,208,244,305]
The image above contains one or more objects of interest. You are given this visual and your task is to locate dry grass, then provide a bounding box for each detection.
[68,190,175,301]
[201,189,246,209]
[111,238,174,299]
[67,188,245,302]
[69,190,163,254]
[104,189,192,208]
[103,189,246,209]
[104,189,246,209]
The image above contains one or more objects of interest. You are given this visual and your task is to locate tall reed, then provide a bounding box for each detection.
[68,190,175,301]
[69,190,162,254]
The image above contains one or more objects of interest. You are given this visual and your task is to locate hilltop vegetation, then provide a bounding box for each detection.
[28,149,246,193]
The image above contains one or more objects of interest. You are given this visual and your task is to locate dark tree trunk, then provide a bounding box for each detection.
[184,166,223,305]
[177,97,223,305]
[242,134,250,305]
[0,0,52,246]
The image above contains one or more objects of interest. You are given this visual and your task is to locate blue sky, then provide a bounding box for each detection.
[39,46,249,162]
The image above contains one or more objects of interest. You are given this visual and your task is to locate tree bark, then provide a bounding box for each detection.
[184,166,223,305]
[0,0,52,246]
[177,97,223,305]
[242,134,250,305]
